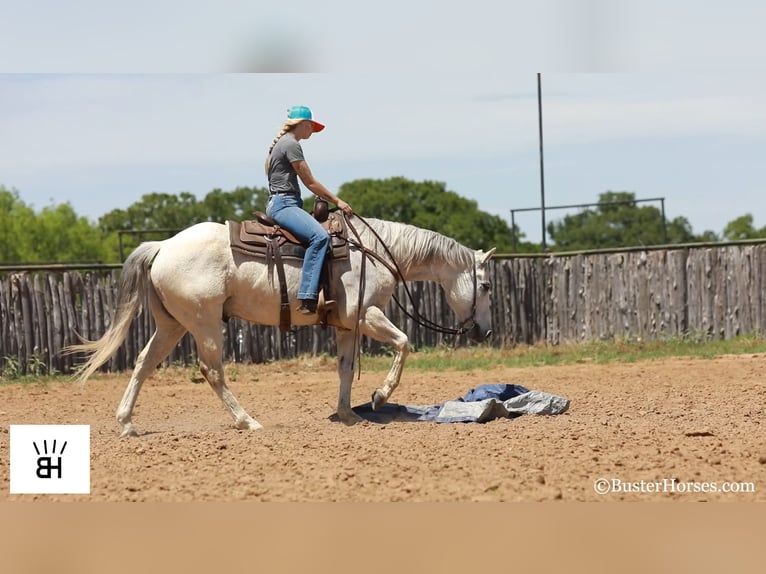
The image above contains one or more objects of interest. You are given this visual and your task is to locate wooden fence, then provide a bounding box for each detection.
[1,241,765,376]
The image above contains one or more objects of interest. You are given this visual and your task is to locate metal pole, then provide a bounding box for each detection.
[510,209,517,251]
[661,198,668,244]
[537,73,547,251]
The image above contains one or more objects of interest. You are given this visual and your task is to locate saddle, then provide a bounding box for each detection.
[227,202,349,332]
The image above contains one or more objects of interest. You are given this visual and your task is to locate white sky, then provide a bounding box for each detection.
[1,1,765,243]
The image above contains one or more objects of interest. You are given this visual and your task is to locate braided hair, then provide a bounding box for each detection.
[264,119,304,175]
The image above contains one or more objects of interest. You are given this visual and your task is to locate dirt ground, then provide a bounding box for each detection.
[1,353,764,502]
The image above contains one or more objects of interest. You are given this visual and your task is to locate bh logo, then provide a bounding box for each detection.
[33,439,67,479]
[9,425,90,494]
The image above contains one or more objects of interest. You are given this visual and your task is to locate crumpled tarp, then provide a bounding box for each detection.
[352,383,570,424]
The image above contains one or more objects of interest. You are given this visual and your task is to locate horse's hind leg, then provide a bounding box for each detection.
[193,322,263,431]
[116,286,188,437]
[359,306,410,410]
[117,323,186,437]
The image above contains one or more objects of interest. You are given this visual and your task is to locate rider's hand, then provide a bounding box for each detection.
[337,199,353,216]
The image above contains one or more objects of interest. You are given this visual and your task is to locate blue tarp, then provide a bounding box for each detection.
[352,383,570,424]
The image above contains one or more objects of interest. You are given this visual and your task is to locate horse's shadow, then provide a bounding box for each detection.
[328,402,429,425]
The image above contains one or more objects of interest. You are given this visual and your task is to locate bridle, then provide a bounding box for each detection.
[343,214,483,339]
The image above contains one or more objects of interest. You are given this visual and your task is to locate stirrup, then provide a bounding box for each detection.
[318,292,336,310]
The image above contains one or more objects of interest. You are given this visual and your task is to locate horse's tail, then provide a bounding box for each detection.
[65,241,163,383]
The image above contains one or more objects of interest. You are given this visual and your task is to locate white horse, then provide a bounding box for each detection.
[68,216,495,436]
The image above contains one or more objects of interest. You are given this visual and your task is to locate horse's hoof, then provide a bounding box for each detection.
[236,418,264,431]
[338,411,364,426]
[120,427,139,438]
[371,389,387,411]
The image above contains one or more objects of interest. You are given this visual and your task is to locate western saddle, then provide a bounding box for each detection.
[227,199,349,332]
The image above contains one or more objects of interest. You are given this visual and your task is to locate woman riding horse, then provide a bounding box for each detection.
[264,105,353,315]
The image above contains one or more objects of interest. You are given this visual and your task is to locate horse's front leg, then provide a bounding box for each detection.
[360,306,410,410]
[335,328,364,425]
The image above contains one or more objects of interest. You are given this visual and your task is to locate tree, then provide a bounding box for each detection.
[722,214,766,241]
[98,187,270,259]
[99,187,270,233]
[695,229,721,243]
[201,186,270,222]
[31,203,113,262]
[335,177,524,252]
[0,187,111,263]
[547,191,699,251]
[665,215,701,244]
[0,187,35,262]
[99,191,203,233]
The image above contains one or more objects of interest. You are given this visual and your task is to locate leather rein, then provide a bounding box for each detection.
[343,214,480,339]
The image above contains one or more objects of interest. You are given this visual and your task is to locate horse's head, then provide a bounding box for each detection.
[444,247,496,343]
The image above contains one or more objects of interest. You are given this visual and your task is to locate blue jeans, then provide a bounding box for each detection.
[266,193,330,301]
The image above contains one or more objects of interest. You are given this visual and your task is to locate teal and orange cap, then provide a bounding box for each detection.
[287,105,325,132]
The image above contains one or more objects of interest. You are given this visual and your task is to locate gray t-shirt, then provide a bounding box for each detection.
[268,134,305,195]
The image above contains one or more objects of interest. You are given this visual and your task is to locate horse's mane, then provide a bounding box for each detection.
[358,217,474,270]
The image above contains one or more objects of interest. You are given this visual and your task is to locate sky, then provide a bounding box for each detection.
[2,1,765,244]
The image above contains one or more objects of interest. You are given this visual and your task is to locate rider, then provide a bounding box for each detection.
[264,105,353,315]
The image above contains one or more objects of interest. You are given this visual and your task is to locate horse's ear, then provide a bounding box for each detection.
[477,248,496,266]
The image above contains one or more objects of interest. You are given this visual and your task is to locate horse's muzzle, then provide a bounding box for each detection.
[470,326,492,343]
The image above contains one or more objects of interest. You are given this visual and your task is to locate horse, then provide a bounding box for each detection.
[67,216,495,436]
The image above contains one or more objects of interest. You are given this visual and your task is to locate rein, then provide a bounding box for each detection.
[343,214,479,341]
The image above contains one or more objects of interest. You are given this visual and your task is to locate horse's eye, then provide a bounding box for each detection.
[480,281,491,292]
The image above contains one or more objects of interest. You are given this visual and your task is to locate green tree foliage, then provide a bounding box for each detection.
[0,187,35,261]
[98,187,270,259]
[0,186,110,263]
[722,214,766,240]
[547,191,701,251]
[335,177,524,252]
[98,187,270,234]
[4,181,763,264]
[31,203,112,262]
[695,230,721,243]
[202,187,270,222]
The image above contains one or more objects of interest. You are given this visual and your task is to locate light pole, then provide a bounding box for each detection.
[537,72,547,251]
